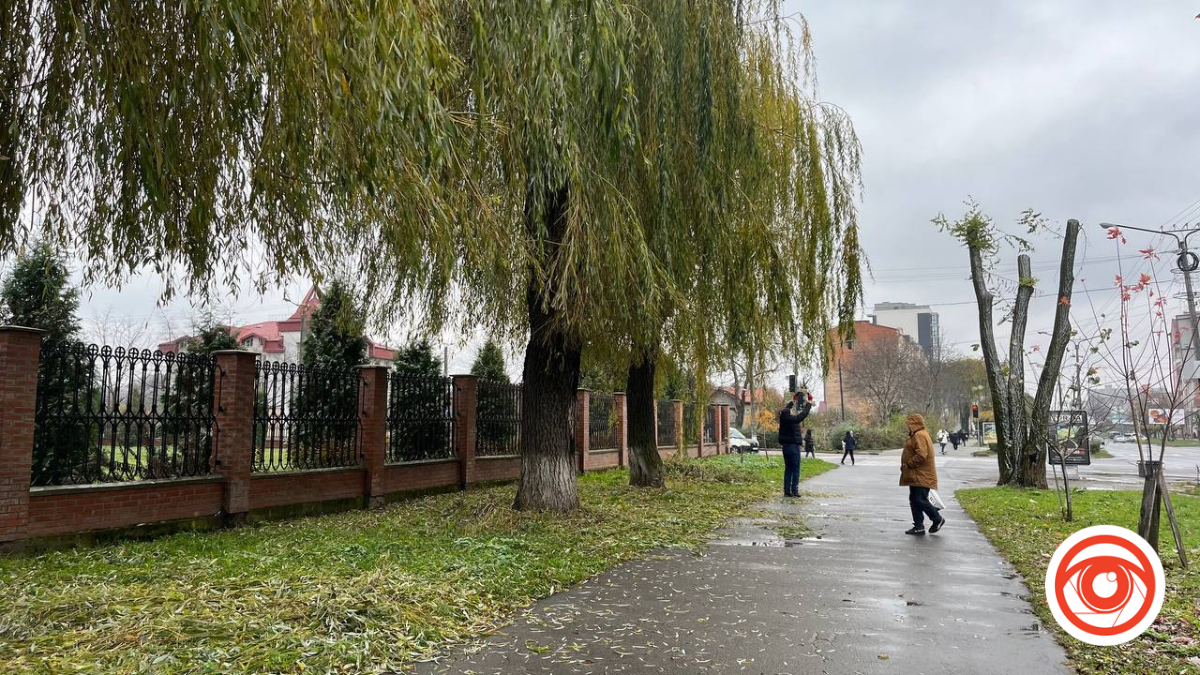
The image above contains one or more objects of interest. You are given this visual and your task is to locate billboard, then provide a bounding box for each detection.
[1147,408,1180,426]
[981,421,997,445]
[1048,410,1090,466]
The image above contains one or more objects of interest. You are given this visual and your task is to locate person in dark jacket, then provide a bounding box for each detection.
[778,392,813,497]
[803,429,816,458]
[841,430,857,465]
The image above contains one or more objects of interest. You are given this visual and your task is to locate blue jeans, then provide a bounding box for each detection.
[782,444,802,495]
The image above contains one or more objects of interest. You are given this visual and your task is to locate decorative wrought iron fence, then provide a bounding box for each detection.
[32,342,218,486]
[387,374,455,463]
[656,400,677,447]
[252,360,362,472]
[704,404,717,443]
[588,392,618,450]
[476,380,521,457]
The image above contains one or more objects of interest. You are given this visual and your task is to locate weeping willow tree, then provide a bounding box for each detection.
[4,1,476,303]
[617,4,863,487]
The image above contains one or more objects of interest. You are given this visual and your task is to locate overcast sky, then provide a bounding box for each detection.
[61,2,1200,392]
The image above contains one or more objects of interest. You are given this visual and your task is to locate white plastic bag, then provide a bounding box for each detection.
[929,489,946,510]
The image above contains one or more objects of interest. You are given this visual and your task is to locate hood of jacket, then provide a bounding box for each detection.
[905,414,926,434]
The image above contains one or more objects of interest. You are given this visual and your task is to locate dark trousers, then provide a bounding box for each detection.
[841,447,854,464]
[804,444,815,458]
[909,486,942,528]
[782,444,801,495]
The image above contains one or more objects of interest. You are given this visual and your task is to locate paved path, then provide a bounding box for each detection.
[413,455,1071,674]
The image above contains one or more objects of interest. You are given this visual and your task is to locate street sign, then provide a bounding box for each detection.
[1048,410,1091,466]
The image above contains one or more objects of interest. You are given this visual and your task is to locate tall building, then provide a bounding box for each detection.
[870,302,940,356]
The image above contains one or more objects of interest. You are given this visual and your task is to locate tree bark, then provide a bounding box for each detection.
[1019,219,1081,488]
[1005,254,1035,484]
[626,347,665,487]
[514,179,582,513]
[967,241,1011,483]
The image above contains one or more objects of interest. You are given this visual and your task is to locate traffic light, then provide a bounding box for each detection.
[972,404,980,419]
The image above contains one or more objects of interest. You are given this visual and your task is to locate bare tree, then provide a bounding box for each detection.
[843,333,924,423]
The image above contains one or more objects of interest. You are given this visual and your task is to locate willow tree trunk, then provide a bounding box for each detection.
[626,348,665,487]
[514,181,581,513]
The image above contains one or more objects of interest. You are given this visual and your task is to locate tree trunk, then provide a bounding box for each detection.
[967,241,1011,483]
[513,179,581,513]
[627,347,665,487]
[1019,219,1081,488]
[1005,254,1035,484]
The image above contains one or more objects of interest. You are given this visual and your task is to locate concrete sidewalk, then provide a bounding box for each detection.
[413,456,1070,674]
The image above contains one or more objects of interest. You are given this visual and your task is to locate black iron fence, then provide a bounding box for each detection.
[252,360,362,472]
[387,373,455,463]
[656,400,677,447]
[588,392,618,451]
[32,342,218,486]
[704,404,717,443]
[476,380,521,457]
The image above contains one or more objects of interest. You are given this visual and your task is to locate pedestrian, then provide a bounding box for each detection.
[937,429,948,455]
[950,431,961,452]
[803,429,816,458]
[900,413,945,536]
[840,430,856,465]
[778,392,813,497]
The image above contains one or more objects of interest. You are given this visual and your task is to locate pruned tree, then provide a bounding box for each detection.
[937,201,1081,487]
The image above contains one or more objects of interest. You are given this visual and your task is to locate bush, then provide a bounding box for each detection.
[759,431,781,449]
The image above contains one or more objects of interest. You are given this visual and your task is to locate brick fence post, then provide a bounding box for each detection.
[575,389,590,474]
[453,375,477,488]
[357,365,389,508]
[672,399,683,457]
[614,392,627,467]
[720,405,730,453]
[213,350,257,526]
[0,327,42,543]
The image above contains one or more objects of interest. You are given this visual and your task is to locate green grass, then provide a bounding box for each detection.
[958,487,1200,674]
[0,455,834,674]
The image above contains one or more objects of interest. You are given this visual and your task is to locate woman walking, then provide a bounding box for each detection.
[840,430,856,465]
[803,429,816,458]
[900,413,945,536]
[937,429,949,455]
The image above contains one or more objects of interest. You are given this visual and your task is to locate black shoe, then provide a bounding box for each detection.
[905,526,926,536]
[930,517,946,534]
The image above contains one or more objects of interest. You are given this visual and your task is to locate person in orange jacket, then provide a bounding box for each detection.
[900,413,945,536]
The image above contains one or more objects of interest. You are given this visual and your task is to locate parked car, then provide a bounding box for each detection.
[1110,433,1137,443]
[729,427,759,453]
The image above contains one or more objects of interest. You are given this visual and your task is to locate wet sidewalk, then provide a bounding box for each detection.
[412,456,1070,674]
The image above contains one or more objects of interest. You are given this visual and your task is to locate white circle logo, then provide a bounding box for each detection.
[1044,525,1165,646]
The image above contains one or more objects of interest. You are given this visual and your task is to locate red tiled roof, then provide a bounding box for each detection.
[158,285,396,360]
